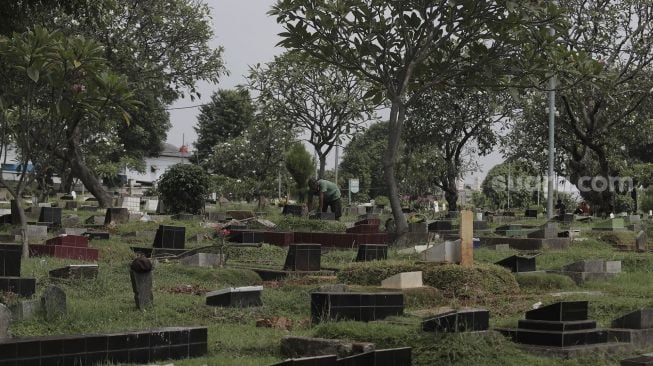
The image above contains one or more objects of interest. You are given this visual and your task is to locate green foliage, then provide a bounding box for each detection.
[194,89,255,164]
[158,164,209,214]
[285,142,315,203]
[516,273,576,292]
[614,194,634,213]
[640,186,653,212]
[275,216,347,233]
[481,162,538,210]
[337,261,519,298]
[374,195,390,207]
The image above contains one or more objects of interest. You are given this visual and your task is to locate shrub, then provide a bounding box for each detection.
[516,273,576,292]
[157,163,210,214]
[337,261,519,298]
[275,215,347,233]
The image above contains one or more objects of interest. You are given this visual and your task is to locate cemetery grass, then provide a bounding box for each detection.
[4,206,653,365]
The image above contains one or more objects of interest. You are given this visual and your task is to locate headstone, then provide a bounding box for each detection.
[420,240,461,263]
[526,301,588,321]
[637,231,648,252]
[495,255,537,273]
[64,201,78,210]
[593,218,625,231]
[129,257,153,310]
[38,207,62,226]
[104,207,129,225]
[311,292,404,323]
[284,244,321,271]
[563,260,607,273]
[459,210,474,266]
[282,205,305,216]
[61,214,80,227]
[41,285,67,320]
[181,253,223,268]
[120,196,141,213]
[422,309,490,333]
[0,244,21,276]
[355,244,388,262]
[492,244,511,251]
[205,286,263,307]
[49,264,99,280]
[0,303,10,340]
[144,199,159,213]
[525,209,538,218]
[612,309,653,329]
[629,215,642,224]
[527,222,559,239]
[26,225,48,240]
[10,299,40,321]
[152,225,185,249]
[381,271,423,289]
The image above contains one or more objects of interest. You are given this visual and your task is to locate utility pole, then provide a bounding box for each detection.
[546,26,557,220]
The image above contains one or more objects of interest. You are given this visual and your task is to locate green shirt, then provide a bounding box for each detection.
[318,179,341,202]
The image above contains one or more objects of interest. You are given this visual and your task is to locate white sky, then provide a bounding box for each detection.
[166,0,502,184]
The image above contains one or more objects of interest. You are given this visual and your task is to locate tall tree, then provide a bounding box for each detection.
[285,142,316,202]
[271,0,565,234]
[249,52,375,178]
[193,89,255,164]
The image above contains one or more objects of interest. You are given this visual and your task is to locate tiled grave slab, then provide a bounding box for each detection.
[29,244,98,261]
[283,205,306,216]
[356,244,388,262]
[526,301,588,321]
[0,326,207,364]
[38,207,62,227]
[311,292,404,324]
[0,244,21,277]
[46,235,89,248]
[495,255,537,273]
[205,286,263,307]
[228,230,266,244]
[422,309,489,333]
[153,225,186,249]
[613,309,653,329]
[263,231,295,246]
[49,264,98,280]
[0,276,36,297]
[284,244,321,271]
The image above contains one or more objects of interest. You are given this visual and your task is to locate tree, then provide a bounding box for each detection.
[403,88,511,211]
[271,0,564,234]
[158,164,209,214]
[0,27,138,256]
[249,52,375,177]
[285,142,315,203]
[18,0,225,206]
[481,161,538,210]
[194,89,255,164]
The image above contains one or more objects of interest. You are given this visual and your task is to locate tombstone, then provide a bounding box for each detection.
[422,309,490,333]
[593,218,625,231]
[355,244,388,262]
[309,212,335,220]
[284,244,321,271]
[205,286,263,307]
[144,199,159,213]
[25,224,48,240]
[637,231,648,252]
[495,255,537,273]
[153,225,186,249]
[612,309,653,329]
[10,299,40,321]
[0,303,10,340]
[629,215,642,224]
[120,196,141,212]
[38,207,62,226]
[61,214,80,227]
[181,253,222,268]
[381,271,423,289]
[459,210,474,266]
[527,222,559,239]
[104,207,129,225]
[526,301,588,321]
[428,221,452,231]
[0,244,21,277]
[37,202,52,208]
[282,205,305,216]
[129,257,153,310]
[41,285,67,320]
[525,209,538,218]
[49,264,99,280]
[420,240,461,263]
[310,292,404,324]
[85,215,104,225]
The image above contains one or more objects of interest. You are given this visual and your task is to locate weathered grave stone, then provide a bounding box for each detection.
[120,196,141,213]
[612,309,653,329]
[280,336,375,358]
[61,214,80,227]
[181,253,222,268]
[144,199,158,213]
[49,264,99,280]
[311,292,404,323]
[637,231,648,252]
[205,286,263,307]
[25,225,48,240]
[0,303,10,340]
[593,218,625,231]
[422,309,490,333]
[284,244,321,271]
[460,210,474,266]
[527,222,559,239]
[129,257,153,310]
[420,240,461,263]
[37,202,51,208]
[64,201,78,210]
[10,299,40,321]
[38,207,62,226]
[381,271,423,289]
[41,285,67,320]
[104,207,129,225]
[84,215,104,225]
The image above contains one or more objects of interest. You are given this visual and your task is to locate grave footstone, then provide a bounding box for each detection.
[637,231,648,252]
[41,285,66,320]
[129,257,153,310]
[381,271,423,289]
[181,253,222,268]
[0,303,10,340]
[205,286,263,307]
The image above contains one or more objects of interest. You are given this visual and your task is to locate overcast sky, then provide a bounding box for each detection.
[165,0,502,185]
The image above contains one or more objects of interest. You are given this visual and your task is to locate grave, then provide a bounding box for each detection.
[284,244,321,271]
[311,292,404,324]
[381,271,423,289]
[527,222,560,239]
[280,336,375,359]
[205,286,263,307]
[310,212,336,220]
[226,210,255,220]
[525,209,538,218]
[228,229,266,245]
[84,230,110,240]
[593,218,626,231]
[420,240,461,263]
[282,204,306,216]
[144,198,159,213]
[49,264,99,280]
[129,257,153,310]
[120,196,141,212]
[40,285,66,320]
[558,259,621,284]
[637,231,648,252]
[621,356,653,366]
[181,253,222,268]
[152,225,186,249]
[38,207,62,227]
[29,234,99,261]
[10,299,40,321]
[609,309,653,347]
[0,244,35,297]
[0,327,208,365]
[355,244,388,262]
[495,255,537,273]
[428,220,452,232]
[498,301,605,347]
[104,207,130,225]
[263,231,295,246]
[0,303,10,340]
[422,309,490,333]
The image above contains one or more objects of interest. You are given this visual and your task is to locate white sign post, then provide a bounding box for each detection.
[349,178,360,205]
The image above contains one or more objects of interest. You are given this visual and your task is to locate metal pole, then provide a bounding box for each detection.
[507,162,511,209]
[546,26,557,220]
[335,144,339,184]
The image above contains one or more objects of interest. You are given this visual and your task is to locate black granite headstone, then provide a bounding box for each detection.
[283,205,306,216]
[38,207,62,226]
[284,244,321,271]
[153,225,185,249]
[525,301,588,321]
[355,244,388,262]
[428,221,452,231]
[422,309,490,333]
[205,286,263,307]
[311,292,404,324]
[612,309,653,329]
[0,244,21,277]
[495,255,537,273]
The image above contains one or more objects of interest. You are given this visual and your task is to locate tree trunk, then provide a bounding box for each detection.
[384,102,407,234]
[318,155,327,179]
[66,142,113,207]
[444,187,458,213]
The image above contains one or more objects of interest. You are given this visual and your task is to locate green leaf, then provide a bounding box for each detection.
[26,67,39,82]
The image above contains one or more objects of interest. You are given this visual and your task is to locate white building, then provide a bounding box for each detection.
[123,143,191,185]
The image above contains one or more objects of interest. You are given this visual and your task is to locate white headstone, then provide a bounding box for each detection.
[121,196,141,213]
[381,271,423,289]
[420,240,461,263]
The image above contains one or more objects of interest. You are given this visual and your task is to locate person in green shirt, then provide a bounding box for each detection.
[307,178,342,220]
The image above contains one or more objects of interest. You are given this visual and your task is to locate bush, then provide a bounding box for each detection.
[157,164,210,214]
[614,193,634,213]
[275,215,347,233]
[337,261,519,298]
[516,273,576,292]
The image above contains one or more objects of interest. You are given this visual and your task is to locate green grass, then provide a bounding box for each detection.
[5,204,653,365]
